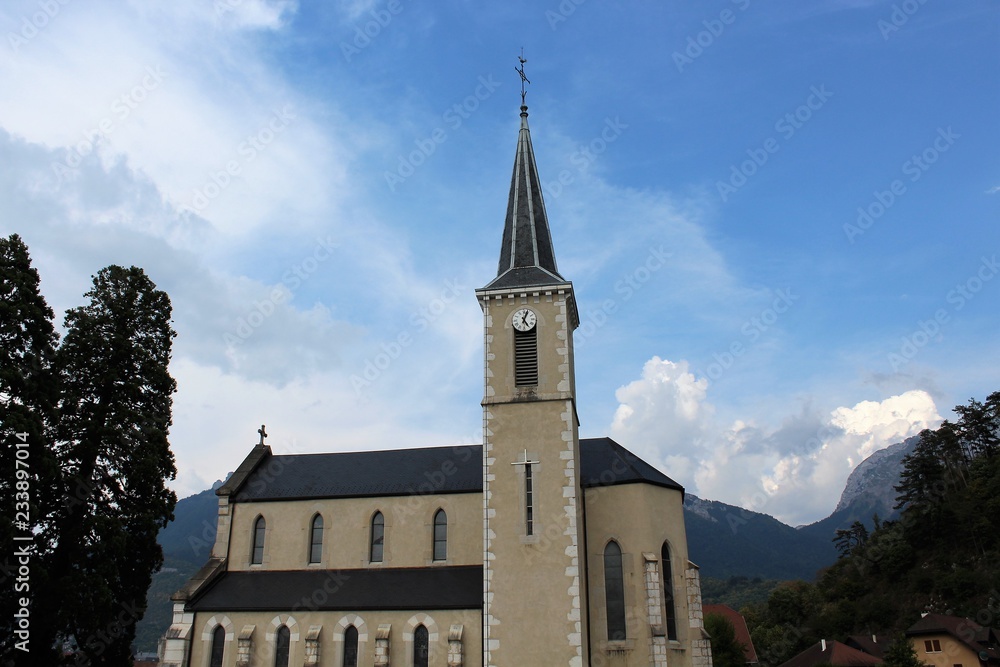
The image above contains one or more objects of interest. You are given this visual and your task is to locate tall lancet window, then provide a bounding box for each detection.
[604,541,627,641]
[413,625,429,667]
[370,511,384,562]
[661,542,678,641]
[343,626,359,667]
[433,509,448,561]
[209,625,225,667]
[251,516,266,565]
[308,514,323,564]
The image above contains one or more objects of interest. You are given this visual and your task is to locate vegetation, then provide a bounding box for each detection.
[0,235,177,666]
[706,611,748,667]
[743,391,1000,666]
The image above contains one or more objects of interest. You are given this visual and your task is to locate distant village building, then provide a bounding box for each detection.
[777,639,882,667]
[704,604,758,665]
[159,93,711,666]
[906,613,1000,667]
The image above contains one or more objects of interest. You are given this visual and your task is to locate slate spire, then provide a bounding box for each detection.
[485,103,566,290]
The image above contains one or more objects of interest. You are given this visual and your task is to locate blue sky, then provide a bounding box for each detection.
[1,0,997,525]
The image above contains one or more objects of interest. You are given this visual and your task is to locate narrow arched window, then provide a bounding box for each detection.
[604,541,626,641]
[413,624,429,667]
[274,625,290,667]
[209,625,225,667]
[433,509,447,561]
[661,542,677,641]
[251,516,266,565]
[309,514,323,564]
[370,511,384,562]
[343,625,359,667]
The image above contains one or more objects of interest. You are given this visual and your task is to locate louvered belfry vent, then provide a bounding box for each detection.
[514,327,538,386]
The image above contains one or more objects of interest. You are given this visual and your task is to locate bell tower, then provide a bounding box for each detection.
[477,62,588,667]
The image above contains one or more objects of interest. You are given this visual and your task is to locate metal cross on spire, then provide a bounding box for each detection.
[515,48,530,105]
[257,424,268,445]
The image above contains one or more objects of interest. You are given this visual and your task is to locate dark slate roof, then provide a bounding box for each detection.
[189,565,482,612]
[580,438,684,495]
[483,106,565,290]
[228,438,683,502]
[230,445,482,502]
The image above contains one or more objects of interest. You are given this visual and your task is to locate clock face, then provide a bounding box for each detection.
[512,308,537,332]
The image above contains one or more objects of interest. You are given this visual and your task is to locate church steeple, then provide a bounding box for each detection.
[484,83,565,290]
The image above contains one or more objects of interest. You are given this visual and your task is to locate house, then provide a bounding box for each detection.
[777,639,883,667]
[704,604,758,664]
[907,613,1000,667]
[846,635,887,659]
[158,89,712,667]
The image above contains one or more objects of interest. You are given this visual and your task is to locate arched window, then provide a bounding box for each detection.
[604,541,627,641]
[209,625,225,667]
[370,511,384,562]
[433,509,447,561]
[251,516,266,565]
[274,625,290,667]
[343,625,359,667]
[661,542,677,641]
[413,624,429,667]
[308,514,323,564]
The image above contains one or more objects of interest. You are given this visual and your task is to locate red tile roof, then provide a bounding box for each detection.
[704,603,759,664]
[777,640,883,667]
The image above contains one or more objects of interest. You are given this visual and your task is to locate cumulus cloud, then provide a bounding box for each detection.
[610,356,942,525]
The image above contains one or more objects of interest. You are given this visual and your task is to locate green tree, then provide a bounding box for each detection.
[833,520,868,558]
[0,234,60,662]
[705,612,747,667]
[35,265,178,665]
[882,635,922,667]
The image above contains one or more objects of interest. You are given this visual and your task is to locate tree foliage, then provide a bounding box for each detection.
[706,612,748,667]
[745,390,1000,666]
[0,240,178,666]
[0,235,60,660]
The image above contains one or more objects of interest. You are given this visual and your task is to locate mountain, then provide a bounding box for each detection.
[683,495,833,581]
[797,435,919,546]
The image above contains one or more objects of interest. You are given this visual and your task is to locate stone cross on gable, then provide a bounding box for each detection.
[258,424,268,445]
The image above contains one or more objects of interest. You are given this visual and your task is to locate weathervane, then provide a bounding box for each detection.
[515,48,530,105]
[257,424,268,445]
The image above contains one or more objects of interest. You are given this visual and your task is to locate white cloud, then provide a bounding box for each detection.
[609,356,942,525]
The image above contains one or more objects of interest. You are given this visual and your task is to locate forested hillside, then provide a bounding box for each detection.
[744,391,1000,666]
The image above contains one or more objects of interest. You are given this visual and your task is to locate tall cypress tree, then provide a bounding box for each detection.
[37,265,177,665]
[0,235,61,663]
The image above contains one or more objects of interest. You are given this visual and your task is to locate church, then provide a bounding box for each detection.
[160,79,713,667]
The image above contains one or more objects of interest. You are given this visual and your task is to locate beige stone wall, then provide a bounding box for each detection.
[480,288,588,667]
[226,491,482,571]
[910,634,981,667]
[583,482,694,667]
[187,608,482,667]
